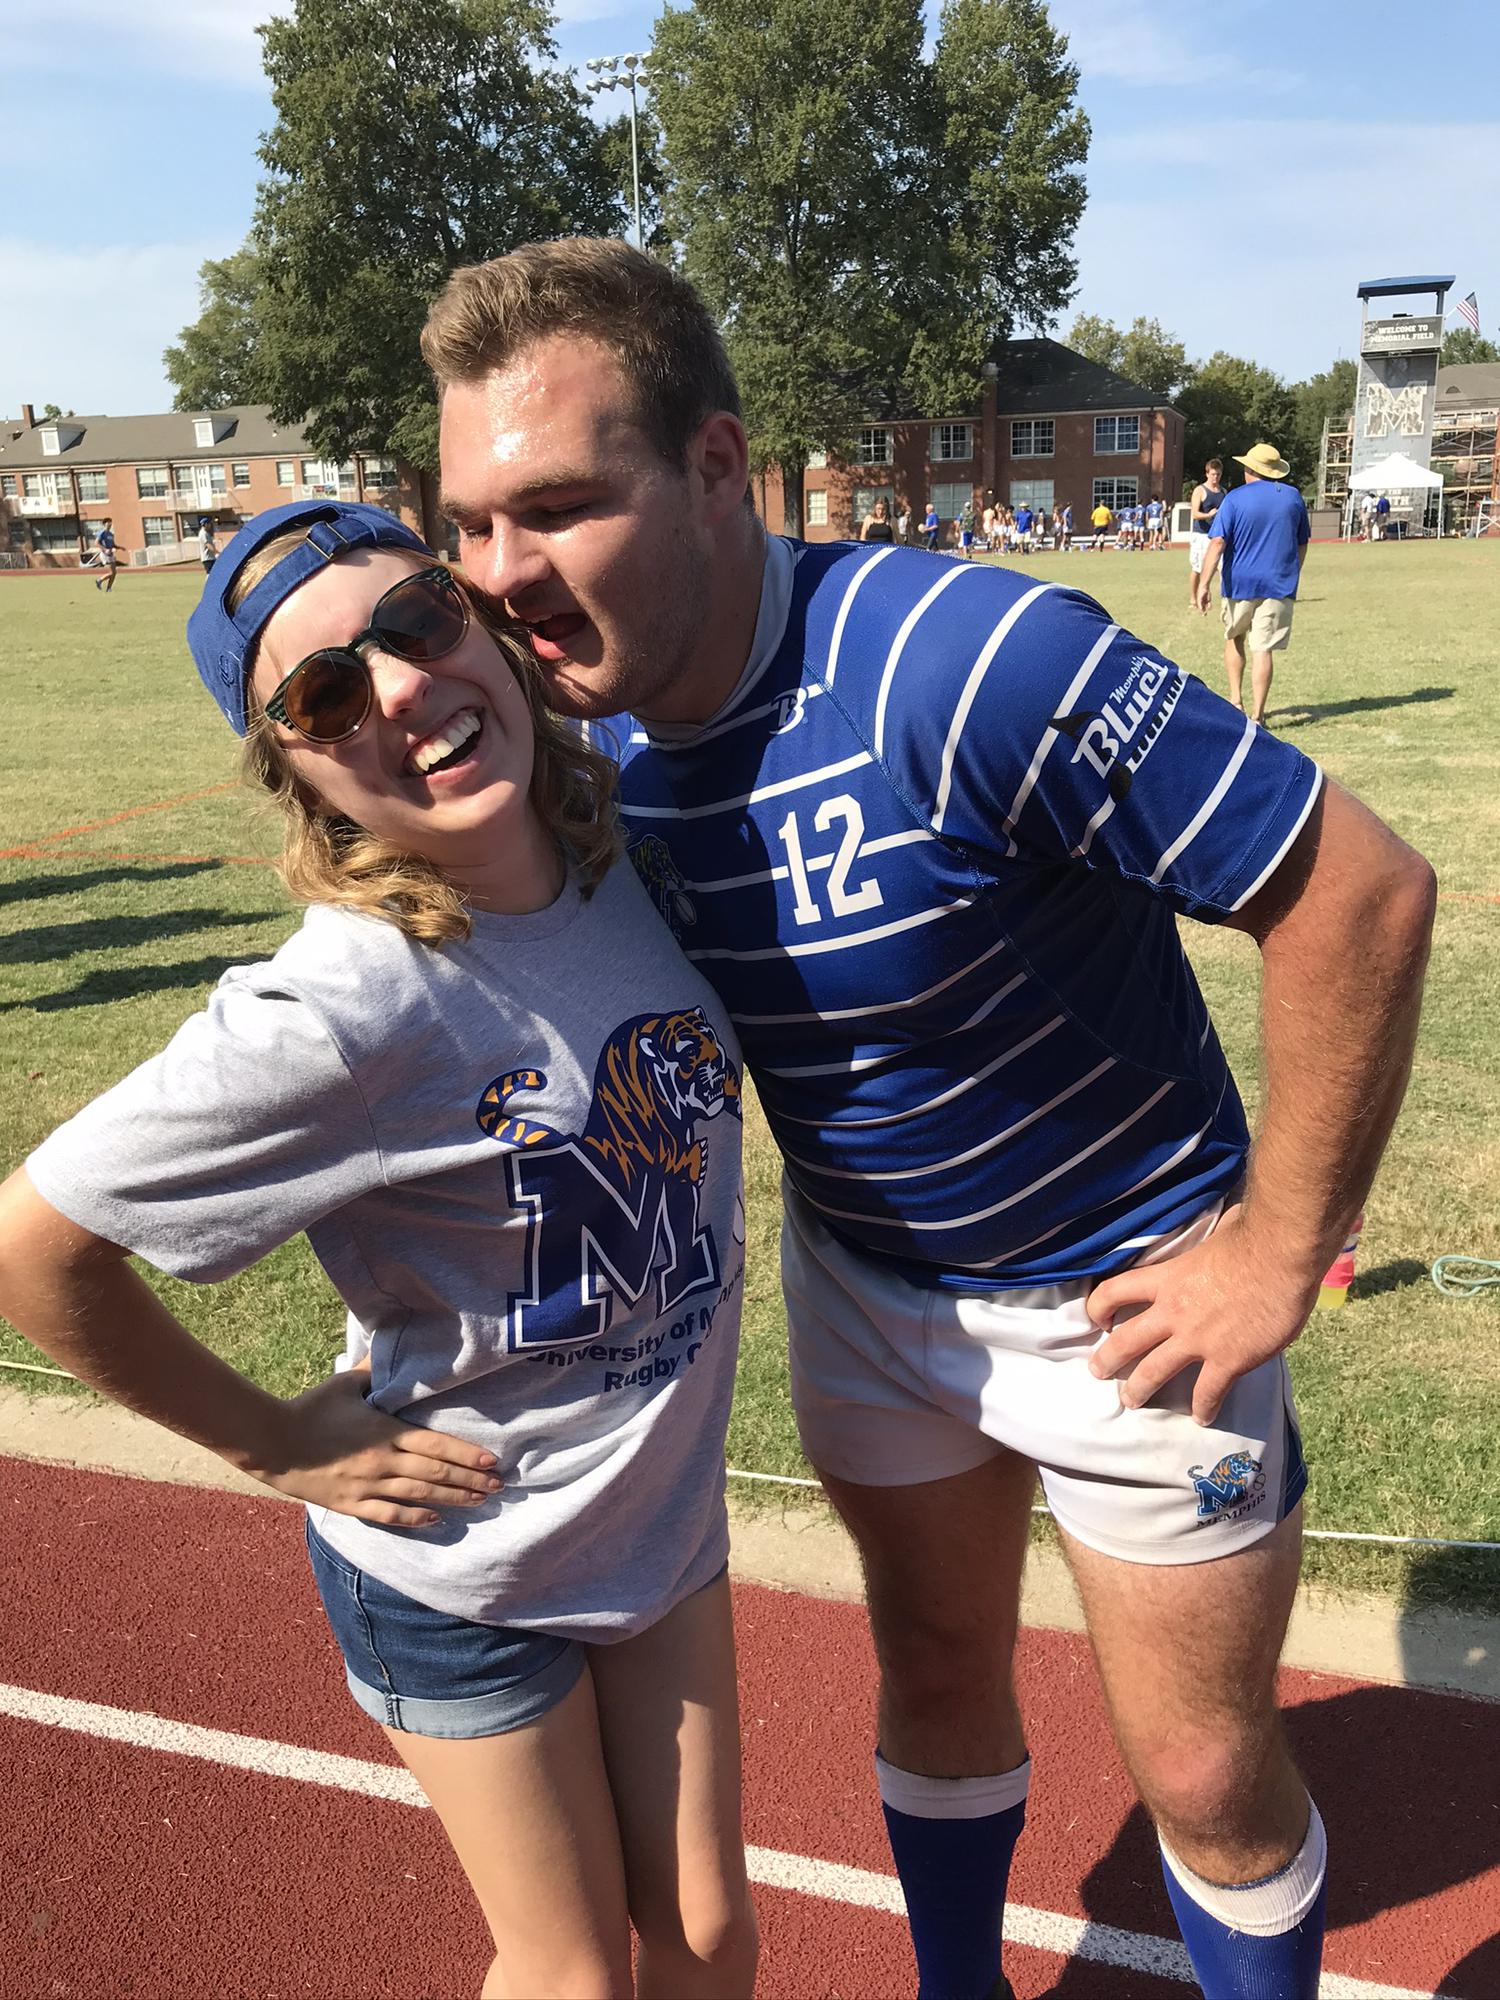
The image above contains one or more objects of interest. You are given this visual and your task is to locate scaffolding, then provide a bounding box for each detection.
[1320,404,1498,533]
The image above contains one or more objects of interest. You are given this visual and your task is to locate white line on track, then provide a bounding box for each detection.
[0,1681,1447,2000]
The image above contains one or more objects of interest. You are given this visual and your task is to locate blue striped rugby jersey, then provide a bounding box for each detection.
[604,537,1323,1289]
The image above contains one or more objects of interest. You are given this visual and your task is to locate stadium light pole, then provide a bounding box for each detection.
[585,53,652,249]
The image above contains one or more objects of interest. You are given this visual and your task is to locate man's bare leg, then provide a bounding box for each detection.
[1224,634,1247,710]
[817,1451,1037,1997]
[1064,1508,1326,1994]
[1249,648,1276,725]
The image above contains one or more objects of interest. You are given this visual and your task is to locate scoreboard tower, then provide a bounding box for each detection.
[1350,275,1453,482]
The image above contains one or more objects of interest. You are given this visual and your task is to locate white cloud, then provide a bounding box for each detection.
[0,1,293,88]
[0,237,223,414]
[1071,117,1500,378]
[1047,0,1287,90]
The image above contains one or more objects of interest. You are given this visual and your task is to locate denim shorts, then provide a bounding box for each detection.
[305,1519,587,1739]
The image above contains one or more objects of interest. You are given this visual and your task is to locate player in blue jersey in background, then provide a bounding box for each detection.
[428,240,1437,2000]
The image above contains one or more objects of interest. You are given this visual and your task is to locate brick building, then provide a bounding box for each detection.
[755,337,1185,543]
[0,403,433,571]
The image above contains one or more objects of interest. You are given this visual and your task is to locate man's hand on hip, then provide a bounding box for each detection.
[1085,1206,1315,1427]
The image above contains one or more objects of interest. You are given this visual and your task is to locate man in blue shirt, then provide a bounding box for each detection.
[93,519,117,594]
[1195,442,1311,724]
[922,501,939,552]
[431,241,1436,2000]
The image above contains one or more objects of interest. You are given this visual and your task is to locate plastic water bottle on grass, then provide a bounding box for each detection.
[1317,1215,1364,1309]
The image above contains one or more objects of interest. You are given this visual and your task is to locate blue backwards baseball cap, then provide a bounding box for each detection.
[186,499,434,735]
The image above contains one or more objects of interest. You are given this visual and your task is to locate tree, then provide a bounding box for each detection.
[164,248,267,411]
[1177,352,1299,493]
[652,0,1087,532]
[1064,313,1191,399]
[1441,325,1500,366]
[247,0,622,471]
[1288,357,1356,497]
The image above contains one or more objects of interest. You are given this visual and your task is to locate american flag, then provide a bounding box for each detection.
[1456,291,1481,332]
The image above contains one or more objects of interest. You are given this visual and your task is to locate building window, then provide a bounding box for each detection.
[1010,419,1055,458]
[931,423,973,463]
[805,489,829,527]
[361,457,398,489]
[142,517,177,546]
[1093,477,1138,511]
[136,467,168,498]
[7,519,27,549]
[1,475,16,497]
[852,485,894,525]
[232,463,251,487]
[806,450,828,470]
[75,471,109,502]
[858,426,893,465]
[1009,480,1055,513]
[930,481,972,521]
[276,460,294,487]
[22,474,46,498]
[1094,415,1141,454]
[31,514,82,552]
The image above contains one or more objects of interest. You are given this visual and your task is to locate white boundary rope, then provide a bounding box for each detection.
[2,1361,1494,1553]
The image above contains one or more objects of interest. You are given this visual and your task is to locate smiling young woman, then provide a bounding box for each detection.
[0,500,758,2000]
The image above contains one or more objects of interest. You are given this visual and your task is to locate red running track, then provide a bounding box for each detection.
[1,1459,1495,1999]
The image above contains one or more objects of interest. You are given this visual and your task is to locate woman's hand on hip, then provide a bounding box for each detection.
[251,1364,503,1527]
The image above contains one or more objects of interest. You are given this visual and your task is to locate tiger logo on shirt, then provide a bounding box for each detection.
[476,1008,741,1349]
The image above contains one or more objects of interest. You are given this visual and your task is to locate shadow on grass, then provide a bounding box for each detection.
[1269,686,1454,726]
[1351,1257,1430,1301]
[0,954,260,1014]
[0,861,225,910]
[0,907,278,967]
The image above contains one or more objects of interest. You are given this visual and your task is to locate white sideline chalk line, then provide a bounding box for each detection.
[0,1681,1448,2000]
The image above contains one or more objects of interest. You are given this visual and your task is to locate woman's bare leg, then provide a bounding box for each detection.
[589,1575,759,1999]
[386,1668,634,1999]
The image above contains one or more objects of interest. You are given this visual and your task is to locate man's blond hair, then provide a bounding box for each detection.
[422,237,740,468]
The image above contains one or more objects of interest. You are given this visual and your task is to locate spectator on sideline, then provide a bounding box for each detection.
[982,498,997,547]
[198,518,219,573]
[922,501,939,552]
[1195,441,1311,725]
[1089,498,1112,549]
[1189,459,1226,607]
[94,519,117,594]
[1374,492,1391,541]
[1356,492,1374,541]
[426,237,1435,2000]
[1014,501,1034,552]
[1059,500,1074,552]
[896,504,911,544]
[957,499,976,558]
[861,497,895,545]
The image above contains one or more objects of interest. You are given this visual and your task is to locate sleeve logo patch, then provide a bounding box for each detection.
[1050,655,1184,802]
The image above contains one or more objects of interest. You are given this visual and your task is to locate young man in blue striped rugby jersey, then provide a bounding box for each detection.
[429,240,1437,2000]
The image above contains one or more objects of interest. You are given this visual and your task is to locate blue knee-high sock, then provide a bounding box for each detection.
[877,1751,1029,2000]
[1160,1801,1327,2000]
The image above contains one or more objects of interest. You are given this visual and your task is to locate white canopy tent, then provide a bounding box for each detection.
[1346,452,1445,539]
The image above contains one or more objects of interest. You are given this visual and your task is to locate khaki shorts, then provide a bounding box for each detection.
[783,1186,1306,1566]
[1222,595,1295,652]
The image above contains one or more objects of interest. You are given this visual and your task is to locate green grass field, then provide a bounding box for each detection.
[2,544,1498,1606]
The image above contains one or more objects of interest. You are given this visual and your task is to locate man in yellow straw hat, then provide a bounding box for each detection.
[1194,442,1310,724]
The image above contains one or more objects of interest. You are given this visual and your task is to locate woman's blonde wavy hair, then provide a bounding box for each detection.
[233,531,620,945]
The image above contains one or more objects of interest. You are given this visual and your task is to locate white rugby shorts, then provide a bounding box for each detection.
[783,1186,1306,1566]
[1189,530,1211,573]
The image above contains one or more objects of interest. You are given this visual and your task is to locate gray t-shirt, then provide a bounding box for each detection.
[28,860,745,1641]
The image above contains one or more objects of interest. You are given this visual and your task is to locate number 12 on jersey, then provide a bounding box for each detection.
[775,794,885,927]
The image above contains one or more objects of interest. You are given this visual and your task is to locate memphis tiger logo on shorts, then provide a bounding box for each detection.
[1189,1450,1267,1525]
[475,1007,741,1351]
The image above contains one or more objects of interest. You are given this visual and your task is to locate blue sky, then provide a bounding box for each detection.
[4,0,1497,417]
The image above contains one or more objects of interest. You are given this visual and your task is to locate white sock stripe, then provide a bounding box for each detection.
[875,1751,1032,1821]
[1160,1801,1327,1939]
